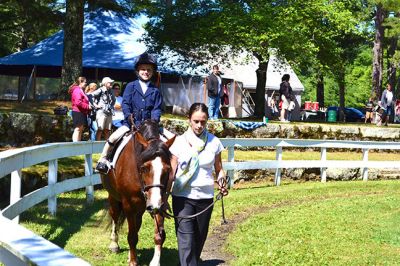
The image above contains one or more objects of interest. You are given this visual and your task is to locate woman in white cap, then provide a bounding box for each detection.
[92,77,115,140]
[96,52,163,173]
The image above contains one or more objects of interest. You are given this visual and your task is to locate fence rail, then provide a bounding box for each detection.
[1,138,400,265]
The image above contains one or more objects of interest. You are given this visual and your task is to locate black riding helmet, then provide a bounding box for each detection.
[134,52,157,71]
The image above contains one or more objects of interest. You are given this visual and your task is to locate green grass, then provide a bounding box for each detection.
[0,100,72,115]
[19,180,400,266]
[223,181,400,266]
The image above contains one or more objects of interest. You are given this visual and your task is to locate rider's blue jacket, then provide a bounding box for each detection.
[121,80,163,128]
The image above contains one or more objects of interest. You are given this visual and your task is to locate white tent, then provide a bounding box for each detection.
[221,52,305,119]
[222,53,304,91]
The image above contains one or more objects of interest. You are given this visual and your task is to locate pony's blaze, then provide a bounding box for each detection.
[147,157,164,212]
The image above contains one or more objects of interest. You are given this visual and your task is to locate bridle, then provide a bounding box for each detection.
[137,138,168,201]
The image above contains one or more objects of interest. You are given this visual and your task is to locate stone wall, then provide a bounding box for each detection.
[1,112,400,147]
[0,112,73,147]
[162,118,400,141]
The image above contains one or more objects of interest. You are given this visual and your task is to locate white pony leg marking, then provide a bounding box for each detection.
[150,157,163,209]
[149,245,161,266]
[109,221,119,252]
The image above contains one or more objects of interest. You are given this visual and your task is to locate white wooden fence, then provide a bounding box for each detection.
[1,138,400,265]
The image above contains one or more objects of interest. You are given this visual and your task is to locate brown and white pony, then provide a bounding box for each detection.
[101,120,175,266]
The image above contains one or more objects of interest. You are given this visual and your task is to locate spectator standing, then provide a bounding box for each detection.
[85,82,99,141]
[92,77,115,140]
[279,74,293,122]
[364,97,374,123]
[380,83,394,126]
[112,83,124,128]
[169,102,228,266]
[96,52,163,174]
[68,77,90,142]
[206,65,223,120]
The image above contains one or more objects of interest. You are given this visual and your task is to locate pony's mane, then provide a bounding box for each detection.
[134,119,172,163]
[138,119,160,141]
[141,140,171,163]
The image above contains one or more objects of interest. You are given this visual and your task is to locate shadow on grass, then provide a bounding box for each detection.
[20,191,107,248]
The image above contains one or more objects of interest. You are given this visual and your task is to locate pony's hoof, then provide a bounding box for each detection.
[108,244,120,253]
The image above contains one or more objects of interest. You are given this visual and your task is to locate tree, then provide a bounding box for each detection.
[372,3,385,99]
[141,0,369,117]
[0,0,63,57]
[59,0,85,100]
[59,0,136,99]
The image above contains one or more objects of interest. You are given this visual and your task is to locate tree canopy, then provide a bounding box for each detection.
[1,0,400,113]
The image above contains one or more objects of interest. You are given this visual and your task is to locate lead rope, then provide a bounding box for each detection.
[160,177,230,221]
[160,192,223,220]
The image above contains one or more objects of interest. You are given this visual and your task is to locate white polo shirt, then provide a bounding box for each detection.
[170,132,223,199]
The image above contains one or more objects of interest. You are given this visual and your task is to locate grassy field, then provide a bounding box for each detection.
[0,100,71,115]
[19,180,400,266]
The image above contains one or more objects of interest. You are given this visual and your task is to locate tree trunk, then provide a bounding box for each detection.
[59,0,84,100]
[253,53,269,118]
[372,4,385,99]
[316,72,324,107]
[338,71,346,122]
[387,36,397,97]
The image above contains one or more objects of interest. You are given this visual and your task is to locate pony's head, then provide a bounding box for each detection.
[135,122,175,214]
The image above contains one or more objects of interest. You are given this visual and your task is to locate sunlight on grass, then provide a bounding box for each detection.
[221,150,400,161]
[223,181,400,265]
[0,100,71,115]
[19,180,400,266]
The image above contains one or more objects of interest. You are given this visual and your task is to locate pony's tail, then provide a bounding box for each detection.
[105,211,126,231]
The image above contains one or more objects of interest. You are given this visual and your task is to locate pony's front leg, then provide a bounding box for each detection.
[150,214,165,266]
[126,212,143,266]
[108,196,122,253]
[109,220,120,253]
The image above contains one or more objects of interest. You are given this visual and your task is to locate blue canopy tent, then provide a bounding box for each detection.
[0,10,171,81]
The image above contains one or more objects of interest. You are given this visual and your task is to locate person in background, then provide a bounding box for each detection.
[112,83,124,129]
[364,97,374,124]
[279,74,293,122]
[206,65,223,120]
[380,83,394,126]
[96,52,163,174]
[85,82,99,141]
[92,77,115,140]
[68,76,90,142]
[169,102,228,266]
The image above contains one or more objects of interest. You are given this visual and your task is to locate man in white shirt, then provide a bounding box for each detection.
[381,83,394,126]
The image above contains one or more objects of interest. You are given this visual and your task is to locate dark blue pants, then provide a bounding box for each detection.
[172,196,213,266]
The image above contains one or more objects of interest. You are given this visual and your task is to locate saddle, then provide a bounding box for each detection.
[106,132,133,169]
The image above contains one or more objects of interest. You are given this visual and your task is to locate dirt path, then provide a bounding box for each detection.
[199,203,280,266]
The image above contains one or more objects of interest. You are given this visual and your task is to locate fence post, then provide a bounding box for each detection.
[84,154,94,204]
[48,159,58,216]
[320,147,327,183]
[10,170,22,223]
[274,146,282,186]
[362,149,369,181]
[227,146,235,188]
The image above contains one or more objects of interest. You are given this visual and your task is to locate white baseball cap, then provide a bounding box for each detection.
[101,77,114,85]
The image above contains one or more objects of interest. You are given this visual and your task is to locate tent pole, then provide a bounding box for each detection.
[20,66,35,103]
[17,77,21,101]
[203,77,207,104]
[33,66,37,100]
